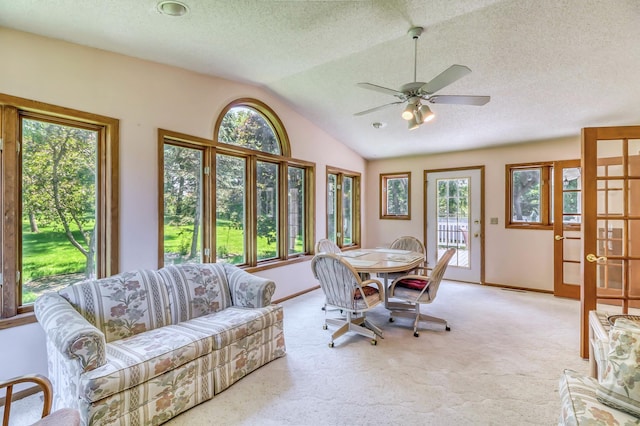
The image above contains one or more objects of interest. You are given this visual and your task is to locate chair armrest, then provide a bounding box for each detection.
[389,274,431,298]
[361,278,384,295]
[34,293,106,372]
[223,264,276,308]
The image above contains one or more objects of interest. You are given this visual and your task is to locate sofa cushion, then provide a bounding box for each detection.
[159,264,233,324]
[597,318,640,417]
[177,305,283,350]
[59,270,171,343]
[559,369,640,425]
[80,324,212,403]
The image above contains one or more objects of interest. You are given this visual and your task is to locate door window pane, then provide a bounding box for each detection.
[436,178,469,268]
[257,161,279,261]
[597,180,624,215]
[163,144,203,265]
[216,154,246,264]
[288,167,305,255]
[21,118,97,304]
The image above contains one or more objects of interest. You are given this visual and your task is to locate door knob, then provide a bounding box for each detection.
[586,253,607,263]
[555,235,565,241]
[474,233,479,238]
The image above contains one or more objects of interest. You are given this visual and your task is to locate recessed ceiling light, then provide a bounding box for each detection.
[157,1,189,17]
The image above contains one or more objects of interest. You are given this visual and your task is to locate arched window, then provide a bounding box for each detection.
[160,98,313,269]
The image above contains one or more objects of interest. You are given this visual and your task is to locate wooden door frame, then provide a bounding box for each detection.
[581,125,640,358]
[553,159,581,299]
[423,165,485,284]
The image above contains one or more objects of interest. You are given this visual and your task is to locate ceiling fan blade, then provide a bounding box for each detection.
[429,95,490,106]
[420,64,472,95]
[357,82,405,98]
[354,101,404,116]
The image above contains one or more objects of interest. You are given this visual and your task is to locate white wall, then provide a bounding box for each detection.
[0,27,584,381]
[365,137,580,289]
[0,28,365,379]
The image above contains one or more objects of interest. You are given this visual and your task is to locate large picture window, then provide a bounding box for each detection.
[160,98,314,269]
[0,95,119,325]
[326,167,361,248]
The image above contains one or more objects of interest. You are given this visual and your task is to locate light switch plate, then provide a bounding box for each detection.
[490,217,499,225]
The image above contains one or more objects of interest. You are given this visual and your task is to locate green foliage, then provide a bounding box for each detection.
[21,118,97,278]
[22,222,86,282]
[512,169,541,221]
[386,177,408,215]
[218,107,280,154]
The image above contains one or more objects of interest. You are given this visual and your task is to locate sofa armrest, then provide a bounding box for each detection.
[34,292,107,372]
[223,263,276,308]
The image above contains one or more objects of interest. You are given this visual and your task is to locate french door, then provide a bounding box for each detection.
[580,126,640,358]
[425,167,483,283]
[553,159,581,299]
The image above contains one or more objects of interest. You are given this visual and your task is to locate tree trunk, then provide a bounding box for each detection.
[190,209,200,259]
[29,211,39,233]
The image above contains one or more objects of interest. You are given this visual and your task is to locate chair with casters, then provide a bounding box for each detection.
[0,374,80,426]
[315,238,370,282]
[384,235,427,280]
[311,253,384,347]
[315,238,341,254]
[387,248,456,337]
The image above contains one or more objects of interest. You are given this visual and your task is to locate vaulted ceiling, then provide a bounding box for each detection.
[1,0,639,159]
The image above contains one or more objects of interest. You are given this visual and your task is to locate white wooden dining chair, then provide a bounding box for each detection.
[385,236,427,280]
[311,253,384,347]
[387,248,456,337]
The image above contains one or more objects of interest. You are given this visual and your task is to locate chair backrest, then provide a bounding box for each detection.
[311,253,369,311]
[425,248,456,300]
[390,236,425,254]
[315,238,341,254]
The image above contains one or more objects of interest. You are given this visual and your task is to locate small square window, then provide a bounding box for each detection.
[380,172,410,220]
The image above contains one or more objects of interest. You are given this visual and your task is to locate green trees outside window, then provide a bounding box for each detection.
[326,168,360,249]
[0,96,118,321]
[380,172,410,219]
[160,98,313,269]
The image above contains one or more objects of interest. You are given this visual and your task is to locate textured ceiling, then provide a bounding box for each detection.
[1,0,639,159]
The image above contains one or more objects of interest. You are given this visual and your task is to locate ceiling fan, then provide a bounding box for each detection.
[355,26,490,130]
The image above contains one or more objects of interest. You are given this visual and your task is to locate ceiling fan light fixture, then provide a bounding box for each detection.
[401,104,415,120]
[408,115,420,130]
[418,104,435,123]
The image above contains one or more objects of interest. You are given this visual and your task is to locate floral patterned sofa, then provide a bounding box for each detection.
[34,263,286,425]
[559,315,640,425]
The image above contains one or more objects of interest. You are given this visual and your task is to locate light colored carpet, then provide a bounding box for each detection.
[4,281,589,425]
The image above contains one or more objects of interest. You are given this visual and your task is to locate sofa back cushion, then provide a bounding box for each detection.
[158,263,233,324]
[58,269,171,343]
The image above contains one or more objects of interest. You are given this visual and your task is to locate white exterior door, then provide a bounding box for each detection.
[426,168,483,283]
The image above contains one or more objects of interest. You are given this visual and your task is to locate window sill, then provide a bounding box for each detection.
[246,255,313,273]
[506,224,553,230]
[0,311,37,330]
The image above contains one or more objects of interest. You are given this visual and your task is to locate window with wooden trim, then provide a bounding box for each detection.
[380,172,410,219]
[326,167,361,248]
[159,98,314,269]
[506,162,553,229]
[0,94,119,324]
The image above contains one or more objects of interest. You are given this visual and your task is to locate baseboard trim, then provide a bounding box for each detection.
[483,282,553,295]
[273,285,320,304]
